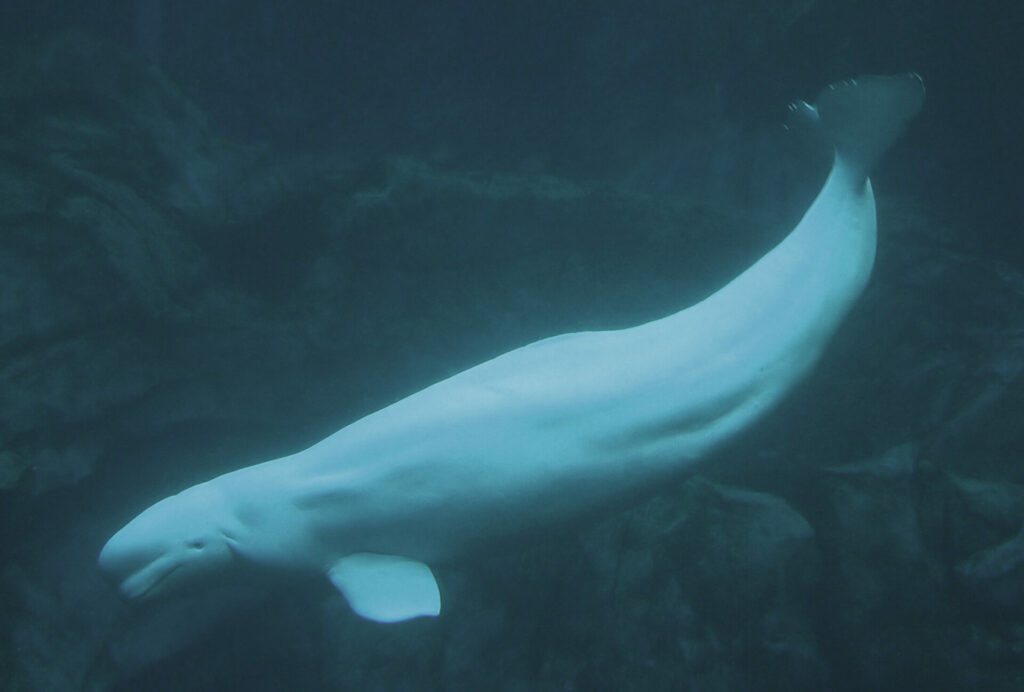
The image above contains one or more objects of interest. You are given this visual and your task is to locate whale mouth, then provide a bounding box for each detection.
[118,555,180,601]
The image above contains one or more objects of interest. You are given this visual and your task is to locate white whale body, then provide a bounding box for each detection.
[99,74,924,623]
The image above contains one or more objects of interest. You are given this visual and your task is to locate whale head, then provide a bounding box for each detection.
[99,483,237,601]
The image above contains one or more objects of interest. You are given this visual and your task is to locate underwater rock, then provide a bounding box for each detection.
[0,31,329,496]
[952,476,1024,616]
[661,479,825,690]
[947,474,1024,532]
[668,479,818,617]
[862,201,1024,471]
[943,474,1024,566]
[455,478,828,691]
[816,444,960,689]
[956,521,1024,610]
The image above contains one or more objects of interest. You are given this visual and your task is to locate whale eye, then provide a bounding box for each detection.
[188,539,205,550]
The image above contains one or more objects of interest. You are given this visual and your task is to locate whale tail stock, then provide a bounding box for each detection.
[789,73,925,184]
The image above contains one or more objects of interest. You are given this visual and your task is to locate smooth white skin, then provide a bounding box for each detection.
[100,155,873,601]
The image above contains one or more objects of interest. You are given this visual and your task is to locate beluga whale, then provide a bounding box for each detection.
[99,74,925,623]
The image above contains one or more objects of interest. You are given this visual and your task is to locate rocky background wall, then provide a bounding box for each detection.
[2,2,1023,690]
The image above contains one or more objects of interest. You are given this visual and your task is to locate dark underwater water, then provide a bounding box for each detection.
[1,1,1023,690]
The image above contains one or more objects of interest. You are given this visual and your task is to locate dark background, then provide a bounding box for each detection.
[2,0,1020,259]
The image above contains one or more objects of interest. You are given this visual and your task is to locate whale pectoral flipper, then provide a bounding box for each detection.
[328,553,441,623]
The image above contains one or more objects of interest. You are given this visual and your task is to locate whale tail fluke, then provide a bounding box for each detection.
[792,73,925,184]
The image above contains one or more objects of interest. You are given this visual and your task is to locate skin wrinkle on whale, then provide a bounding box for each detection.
[98,74,925,624]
